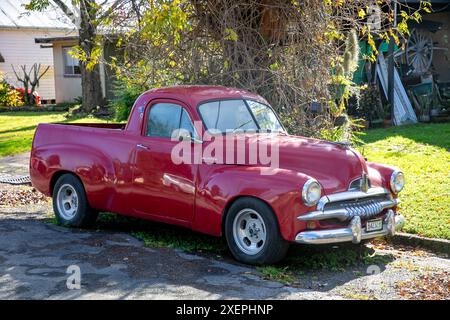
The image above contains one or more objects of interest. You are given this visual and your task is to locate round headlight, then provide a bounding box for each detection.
[390,170,405,194]
[302,179,322,207]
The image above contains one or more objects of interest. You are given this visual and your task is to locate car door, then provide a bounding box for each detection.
[132,100,197,224]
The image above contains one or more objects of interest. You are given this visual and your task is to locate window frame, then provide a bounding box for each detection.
[62,46,81,77]
[196,98,286,135]
[144,100,198,140]
[246,99,285,133]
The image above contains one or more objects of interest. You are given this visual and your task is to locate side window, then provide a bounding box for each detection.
[146,103,196,139]
[147,103,181,137]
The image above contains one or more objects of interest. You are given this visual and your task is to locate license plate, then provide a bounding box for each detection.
[366,219,383,232]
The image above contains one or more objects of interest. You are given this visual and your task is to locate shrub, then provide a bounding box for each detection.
[319,114,365,146]
[111,81,142,122]
[0,73,23,107]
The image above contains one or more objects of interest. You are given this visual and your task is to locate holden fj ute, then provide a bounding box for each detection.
[30,86,406,265]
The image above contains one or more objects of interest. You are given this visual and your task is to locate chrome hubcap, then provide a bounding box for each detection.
[56,184,78,220]
[233,209,267,255]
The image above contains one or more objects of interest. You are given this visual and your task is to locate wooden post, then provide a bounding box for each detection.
[388,2,397,123]
[388,38,395,121]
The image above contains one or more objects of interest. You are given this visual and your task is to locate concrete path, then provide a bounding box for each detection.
[0,152,29,176]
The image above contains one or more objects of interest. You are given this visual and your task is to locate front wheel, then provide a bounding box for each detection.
[224,198,289,265]
[53,174,98,228]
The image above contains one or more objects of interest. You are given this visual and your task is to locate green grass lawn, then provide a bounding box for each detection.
[0,112,108,157]
[358,123,450,240]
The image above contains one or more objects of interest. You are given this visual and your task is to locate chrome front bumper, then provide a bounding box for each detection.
[295,210,405,244]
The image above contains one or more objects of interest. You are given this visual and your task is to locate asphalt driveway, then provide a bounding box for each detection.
[0,153,449,299]
[0,208,346,299]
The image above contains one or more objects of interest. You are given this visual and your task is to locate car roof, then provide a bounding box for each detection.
[141,85,269,107]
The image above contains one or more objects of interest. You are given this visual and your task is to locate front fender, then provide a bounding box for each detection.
[367,162,398,192]
[192,165,313,241]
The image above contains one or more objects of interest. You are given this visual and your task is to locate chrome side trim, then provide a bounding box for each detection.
[295,210,405,244]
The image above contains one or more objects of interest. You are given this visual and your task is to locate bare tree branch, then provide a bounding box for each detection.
[52,0,77,25]
[98,0,127,21]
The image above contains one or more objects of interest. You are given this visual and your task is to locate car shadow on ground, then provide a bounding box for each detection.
[80,212,397,292]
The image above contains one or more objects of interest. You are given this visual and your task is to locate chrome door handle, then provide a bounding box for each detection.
[137,143,150,150]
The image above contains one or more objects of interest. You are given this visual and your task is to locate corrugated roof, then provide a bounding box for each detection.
[0,0,75,30]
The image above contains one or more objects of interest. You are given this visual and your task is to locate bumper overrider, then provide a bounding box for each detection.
[295,187,406,244]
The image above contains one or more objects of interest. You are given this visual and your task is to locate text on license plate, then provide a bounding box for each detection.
[366,219,383,232]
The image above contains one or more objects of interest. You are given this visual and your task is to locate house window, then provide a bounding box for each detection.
[62,47,81,76]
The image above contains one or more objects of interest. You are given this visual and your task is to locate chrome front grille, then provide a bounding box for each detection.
[298,188,398,222]
[324,197,392,220]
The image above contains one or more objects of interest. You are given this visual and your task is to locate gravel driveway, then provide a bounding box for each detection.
[0,153,449,300]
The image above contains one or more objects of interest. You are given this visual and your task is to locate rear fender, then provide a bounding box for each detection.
[30,144,116,210]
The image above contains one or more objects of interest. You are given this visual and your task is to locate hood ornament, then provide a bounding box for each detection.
[360,173,369,193]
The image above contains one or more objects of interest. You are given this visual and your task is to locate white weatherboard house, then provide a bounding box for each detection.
[0,0,76,103]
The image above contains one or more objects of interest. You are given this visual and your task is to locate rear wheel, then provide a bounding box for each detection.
[225,198,289,265]
[53,174,98,227]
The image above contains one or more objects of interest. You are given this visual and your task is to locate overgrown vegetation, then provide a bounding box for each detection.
[105,0,425,140]
[24,1,427,142]
[319,114,366,146]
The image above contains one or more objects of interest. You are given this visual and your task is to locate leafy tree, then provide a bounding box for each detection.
[25,0,126,112]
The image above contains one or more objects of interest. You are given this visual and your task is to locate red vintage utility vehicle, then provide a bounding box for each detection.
[30,86,405,264]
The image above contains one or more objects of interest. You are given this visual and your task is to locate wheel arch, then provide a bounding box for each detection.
[50,170,83,197]
[221,195,280,236]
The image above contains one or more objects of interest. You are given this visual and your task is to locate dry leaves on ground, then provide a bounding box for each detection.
[396,271,450,300]
[0,188,49,206]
